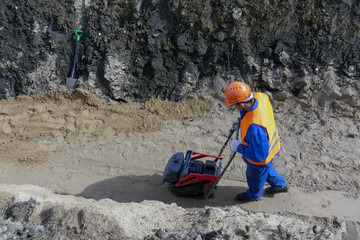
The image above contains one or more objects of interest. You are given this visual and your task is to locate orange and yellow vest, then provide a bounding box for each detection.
[240,92,280,165]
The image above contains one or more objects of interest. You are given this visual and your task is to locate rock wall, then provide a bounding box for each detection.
[1,0,359,104]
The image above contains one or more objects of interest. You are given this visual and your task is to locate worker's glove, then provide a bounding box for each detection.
[231,139,241,152]
[233,118,240,127]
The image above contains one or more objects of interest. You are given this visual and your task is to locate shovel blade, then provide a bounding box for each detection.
[66,77,77,89]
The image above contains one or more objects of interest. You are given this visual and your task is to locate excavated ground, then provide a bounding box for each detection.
[0,90,359,239]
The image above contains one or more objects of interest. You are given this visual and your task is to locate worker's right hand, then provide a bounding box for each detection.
[231,140,241,152]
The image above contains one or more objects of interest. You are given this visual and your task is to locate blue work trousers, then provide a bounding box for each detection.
[245,161,286,200]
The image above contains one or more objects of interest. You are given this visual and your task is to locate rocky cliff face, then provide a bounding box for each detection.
[1,0,359,106]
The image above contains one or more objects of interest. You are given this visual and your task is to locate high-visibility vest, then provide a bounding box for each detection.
[240,92,280,165]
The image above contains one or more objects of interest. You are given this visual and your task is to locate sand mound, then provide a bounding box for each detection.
[0,90,211,165]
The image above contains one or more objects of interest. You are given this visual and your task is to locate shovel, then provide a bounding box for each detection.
[66,30,83,89]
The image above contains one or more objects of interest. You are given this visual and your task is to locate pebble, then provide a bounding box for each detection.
[29,225,46,232]
[0,225,8,233]
[155,229,164,238]
[313,225,321,234]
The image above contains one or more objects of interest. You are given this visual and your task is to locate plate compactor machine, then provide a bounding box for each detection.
[163,124,239,199]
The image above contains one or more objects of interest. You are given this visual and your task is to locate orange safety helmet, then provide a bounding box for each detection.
[224,82,252,106]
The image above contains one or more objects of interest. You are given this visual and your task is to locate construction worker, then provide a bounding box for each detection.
[224,82,288,202]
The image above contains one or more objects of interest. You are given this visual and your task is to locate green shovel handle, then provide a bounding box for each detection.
[75,30,83,41]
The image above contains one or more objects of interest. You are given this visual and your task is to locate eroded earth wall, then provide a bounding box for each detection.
[0,0,359,104]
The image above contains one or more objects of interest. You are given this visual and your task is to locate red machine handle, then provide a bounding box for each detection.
[191,152,224,160]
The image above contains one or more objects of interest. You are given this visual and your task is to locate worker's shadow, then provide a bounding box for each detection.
[75,173,248,209]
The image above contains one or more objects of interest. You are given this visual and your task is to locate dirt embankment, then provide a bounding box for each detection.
[1,0,359,102]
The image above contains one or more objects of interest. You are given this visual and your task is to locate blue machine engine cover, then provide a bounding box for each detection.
[163,152,184,183]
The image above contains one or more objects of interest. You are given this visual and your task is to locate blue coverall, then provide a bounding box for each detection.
[235,99,287,200]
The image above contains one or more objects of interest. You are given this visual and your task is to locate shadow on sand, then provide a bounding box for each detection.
[75,173,252,209]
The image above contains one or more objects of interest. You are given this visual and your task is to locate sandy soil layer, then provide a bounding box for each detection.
[0,90,359,239]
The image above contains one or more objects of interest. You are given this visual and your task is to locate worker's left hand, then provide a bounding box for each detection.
[232,118,240,126]
[231,140,241,152]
